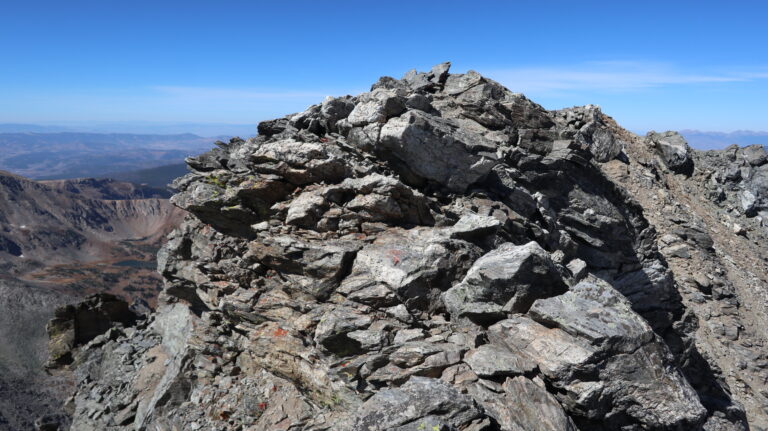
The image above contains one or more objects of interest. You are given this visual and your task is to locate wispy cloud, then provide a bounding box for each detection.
[483,61,768,94]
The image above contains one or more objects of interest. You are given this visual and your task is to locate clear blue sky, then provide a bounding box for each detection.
[2,0,767,134]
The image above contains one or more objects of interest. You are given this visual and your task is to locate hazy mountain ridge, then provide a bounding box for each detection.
[40,177,172,200]
[0,122,257,137]
[681,129,768,150]
[97,162,189,189]
[0,132,217,180]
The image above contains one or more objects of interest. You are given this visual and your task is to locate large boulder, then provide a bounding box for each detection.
[468,376,578,431]
[443,241,567,324]
[340,227,482,312]
[647,131,694,175]
[528,279,655,352]
[488,280,707,429]
[46,293,138,368]
[349,377,489,431]
[379,110,498,192]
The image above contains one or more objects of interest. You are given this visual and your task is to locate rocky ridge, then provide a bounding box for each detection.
[50,63,768,430]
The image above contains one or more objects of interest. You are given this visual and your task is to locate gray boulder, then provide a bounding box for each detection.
[349,376,488,431]
[647,131,694,175]
[469,376,578,431]
[740,144,767,166]
[340,228,482,312]
[489,280,708,429]
[443,241,567,323]
[528,279,655,352]
[463,344,536,378]
[379,110,498,192]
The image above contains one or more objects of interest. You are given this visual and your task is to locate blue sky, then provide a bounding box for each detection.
[1,0,767,134]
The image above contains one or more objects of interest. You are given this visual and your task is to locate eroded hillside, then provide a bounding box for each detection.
[0,172,184,430]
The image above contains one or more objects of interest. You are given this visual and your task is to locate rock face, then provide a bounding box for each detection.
[646,131,694,175]
[46,293,139,368]
[51,63,768,430]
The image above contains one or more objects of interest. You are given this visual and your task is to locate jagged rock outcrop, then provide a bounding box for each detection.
[46,293,139,368]
[646,131,694,176]
[51,63,768,430]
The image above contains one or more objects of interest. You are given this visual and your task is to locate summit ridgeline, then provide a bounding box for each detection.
[49,63,768,430]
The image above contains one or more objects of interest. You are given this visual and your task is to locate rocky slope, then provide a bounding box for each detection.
[51,64,768,430]
[0,173,185,430]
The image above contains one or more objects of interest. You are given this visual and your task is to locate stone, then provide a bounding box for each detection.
[349,377,487,431]
[740,190,757,215]
[552,105,623,162]
[314,307,373,356]
[528,279,655,352]
[379,110,498,192]
[443,70,485,95]
[443,241,567,323]
[393,328,426,344]
[320,96,355,125]
[340,228,481,312]
[566,258,587,280]
[489,313,706,429]
[46,293,138,368]
[666,243,691,258]
[429,62,451,84]
[741,145,767,166]
[469,376,578,431]
[463,344,536,378]
[285,191,328,227]
[647,131,694,175]
[449,213,502,240]
[347,89,406,127]
[488,316,597,382]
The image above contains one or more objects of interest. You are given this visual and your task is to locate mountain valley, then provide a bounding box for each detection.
[0,171,185,430]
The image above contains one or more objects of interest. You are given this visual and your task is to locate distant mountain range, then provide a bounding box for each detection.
[0,122,257,137]
[0,123,74,133]
[680,130,768,150]
[0,131,216,179]
[99,162,189,189]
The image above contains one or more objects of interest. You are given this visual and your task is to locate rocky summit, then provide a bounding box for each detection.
[47,63,768,430]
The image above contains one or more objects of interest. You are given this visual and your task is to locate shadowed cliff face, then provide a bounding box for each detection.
[0,172,185,431]
[52,64,768,431]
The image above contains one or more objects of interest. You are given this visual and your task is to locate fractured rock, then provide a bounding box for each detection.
[647,131,694,175]
[443,241,567,323]
[50,62,756,431]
